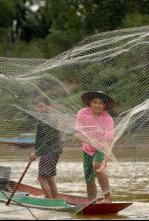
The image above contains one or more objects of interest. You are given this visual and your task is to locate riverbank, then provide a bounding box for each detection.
[0,137,149,163]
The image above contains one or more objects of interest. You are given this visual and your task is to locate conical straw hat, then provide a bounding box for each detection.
[81,91,116,110]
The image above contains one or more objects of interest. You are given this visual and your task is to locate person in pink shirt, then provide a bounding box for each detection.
[76,91,116,203]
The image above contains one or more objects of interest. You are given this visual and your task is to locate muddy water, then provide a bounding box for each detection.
[0,150,149,220]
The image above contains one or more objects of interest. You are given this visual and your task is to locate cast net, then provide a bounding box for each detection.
[0,26,149,219]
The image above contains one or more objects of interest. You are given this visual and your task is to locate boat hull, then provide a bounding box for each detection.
[0,180,133,215]
[83,203,132,215]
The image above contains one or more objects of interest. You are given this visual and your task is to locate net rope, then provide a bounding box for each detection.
[0,26,149,219]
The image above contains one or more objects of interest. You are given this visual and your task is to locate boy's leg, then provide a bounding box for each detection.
[47,176,58,199]
[38,175,53,199]
[38,175,58,199]
[86,178,97,202]
[38,154,59,199]
[93,152,111,203]
[83,151,97,202]
[46,154,59,199]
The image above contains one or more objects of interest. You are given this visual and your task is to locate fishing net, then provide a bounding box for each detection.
[0,26,149,219]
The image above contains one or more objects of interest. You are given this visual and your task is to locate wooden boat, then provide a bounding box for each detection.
[0,138,35,147]
[0,137,66,148]
[0,180,133,215]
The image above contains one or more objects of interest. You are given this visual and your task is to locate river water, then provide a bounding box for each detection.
[0,149,149,220]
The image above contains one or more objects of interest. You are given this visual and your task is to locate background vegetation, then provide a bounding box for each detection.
[0,0,149,58]
[0,0,149,137]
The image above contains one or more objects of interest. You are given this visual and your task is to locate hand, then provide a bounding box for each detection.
[96,161,107,173]
[90,139,103,151]
[30,153,38,162]
[90,138,99,148]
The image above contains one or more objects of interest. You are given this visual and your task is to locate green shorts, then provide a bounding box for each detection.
[83,151,104,183]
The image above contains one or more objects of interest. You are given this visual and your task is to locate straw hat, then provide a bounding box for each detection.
[81,91,116,110]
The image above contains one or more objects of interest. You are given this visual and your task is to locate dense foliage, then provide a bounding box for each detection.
[0,0,149,58]
[0,0,148,136]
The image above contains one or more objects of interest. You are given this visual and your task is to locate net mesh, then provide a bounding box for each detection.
[0,26,149,219]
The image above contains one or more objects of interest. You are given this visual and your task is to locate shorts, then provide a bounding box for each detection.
[83,151,104,183]
[39,153,59,177]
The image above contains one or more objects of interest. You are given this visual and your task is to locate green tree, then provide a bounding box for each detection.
[13,0,43,42]
[79,0,125,33]
[43,0,125,33]
[122,0,149,14]
[119,0,149,29]
[1,0,149,58]
[0,0,17,28]
[0,0,41,43]
[121,13,149,28]
[0,0,17,42]
[39,0,84,32]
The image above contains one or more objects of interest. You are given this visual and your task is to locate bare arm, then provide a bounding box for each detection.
[96,140,113,173]
[104,140,113,163]
[76,132,99,147]
[76,132,91,145]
